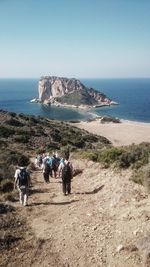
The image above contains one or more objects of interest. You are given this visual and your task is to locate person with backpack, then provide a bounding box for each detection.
[14,165,30,206]
[58,154,73,195]
[42,158,52,183]
[51,153,58,178]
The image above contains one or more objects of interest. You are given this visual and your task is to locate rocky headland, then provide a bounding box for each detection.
[32,76,117,109]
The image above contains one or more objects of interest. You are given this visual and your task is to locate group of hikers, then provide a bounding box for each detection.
[14,151,73,207]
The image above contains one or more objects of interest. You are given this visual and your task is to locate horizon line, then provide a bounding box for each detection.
[0,76,150,80]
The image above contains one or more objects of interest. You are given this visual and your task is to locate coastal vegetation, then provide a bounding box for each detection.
[0,109,110,201]
[78,143,150,169]
[1,109,150,267]
[100,115,120,123]
[56,89,97,106]
[0,109,150,201]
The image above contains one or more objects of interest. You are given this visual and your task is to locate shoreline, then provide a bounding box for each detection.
[73,119,150,147]
[30,98,150,124]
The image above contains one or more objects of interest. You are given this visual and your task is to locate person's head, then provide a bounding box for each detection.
[64,154,69,161]
[18,155,29,167]
[61,148,70,160]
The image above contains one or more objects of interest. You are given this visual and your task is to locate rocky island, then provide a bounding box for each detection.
[31,76,117,109]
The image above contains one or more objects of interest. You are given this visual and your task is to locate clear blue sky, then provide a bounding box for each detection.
[0,0,150,78]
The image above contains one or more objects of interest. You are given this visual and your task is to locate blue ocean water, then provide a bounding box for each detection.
[82,78,150,123]
[0,78,150,122]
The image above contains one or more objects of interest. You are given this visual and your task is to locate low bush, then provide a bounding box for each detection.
[83,134,99,143]
[78,150,98,162]
[50,129,62,142]
[0,140,7,148]
[78,143,150,169]
[47,142,60,150]
[70,137,85,148]
[143,164,150,193]
[101,116,120,123]
[0,126,15,138]
[131,163,150,193]
[69,120,81,123]
[5,118,24,127]
[27,115,39,125]
[18,113,29,120]
[14,134,30,143]
[9,112,17,117]
[0,179,14,193]
[98,147,124,166]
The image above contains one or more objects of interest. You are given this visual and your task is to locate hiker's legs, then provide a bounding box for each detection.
[62,181,67,195]
[46,173,50,183]
[19,188,24,205]
[53,170,57,178]
[24,188,28,206]
[43,172,49,183]
[50,168,52,178]
[66,181,71,194]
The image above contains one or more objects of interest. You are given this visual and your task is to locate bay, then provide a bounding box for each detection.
[0,78,150,122]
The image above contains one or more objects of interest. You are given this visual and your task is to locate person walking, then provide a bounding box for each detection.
[41,158,51,183]
[14,162,30,206]
[58,155,73,195]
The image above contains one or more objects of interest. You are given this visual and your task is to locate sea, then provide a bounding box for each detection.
[0,78,150,123]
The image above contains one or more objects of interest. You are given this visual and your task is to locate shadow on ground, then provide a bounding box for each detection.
[75,185,104,195]
[28,199,79,206]
[30,188,50,195]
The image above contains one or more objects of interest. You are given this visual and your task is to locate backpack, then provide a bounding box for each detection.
[62,162,72,182]
[19,169,28,187]
[44,162,51,174]
[52,158,57,171]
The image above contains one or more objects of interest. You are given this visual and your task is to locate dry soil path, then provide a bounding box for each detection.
[17,158,150,267]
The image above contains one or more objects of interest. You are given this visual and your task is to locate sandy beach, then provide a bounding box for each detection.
[74,120,150,147]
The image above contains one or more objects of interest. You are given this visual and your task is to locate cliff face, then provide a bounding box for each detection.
[38,76,111,106]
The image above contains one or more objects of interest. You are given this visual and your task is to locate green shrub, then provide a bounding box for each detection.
[101,116,120,123]
[35,126,45,136]
[79,143,150,169]
[9,112,17,117]
[83,134,99,143]
[28,115,39,125]
[70,137,85,148]
[130,163,150,193]
[0,191,17,202]
[0,179,14,193]
[47,142,60,150]
[78,150,98,162]
[98,147,124,166]
[0,165,14,184]
[0,140,7,148]
[5,118,24,127]
[14,134,30,143]
[119,144,150,168]
[50,129,62,142]
[18,113,29,120]
[0,126,15,138]
[143,164,150,193]
[69,120,81,123]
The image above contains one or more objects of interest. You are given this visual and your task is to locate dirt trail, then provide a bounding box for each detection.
[10,158,150,266]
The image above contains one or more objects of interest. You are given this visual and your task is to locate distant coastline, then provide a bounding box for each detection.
[30,97,118,110]
[0,78,150,123]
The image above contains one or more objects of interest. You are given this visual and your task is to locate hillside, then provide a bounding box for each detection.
[0,110,110,151]
[1,158,150,267]
[1,110,150,267]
